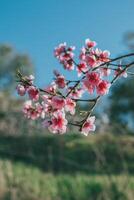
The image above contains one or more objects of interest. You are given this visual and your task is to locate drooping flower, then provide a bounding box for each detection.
[81,116,96,136]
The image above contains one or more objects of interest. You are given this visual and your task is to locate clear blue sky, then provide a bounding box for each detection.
[0,0,134,86]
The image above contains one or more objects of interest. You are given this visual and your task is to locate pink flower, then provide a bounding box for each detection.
[85,55,97,67]
[45,83,57,94]
[42,102,53,114]
[85,72,100,86]
[68,87,84,99]
[100,68,111,76]
[55,75,66,88]
[77,62,88,76]
[79,47,86,61]
[96,80,111,95]
[62,59,75,70]
[54,43,66,58]
[42,95,52,104]
[85,38,97,48]
[16,84,26,96]
[51,96,65,110]
[114,66,127,78]
[36,103,45,118]
[65,98,76,115]
[99,50,110,62]
[83,79,95,94]
[27,86,39,101]
[48,111,68,134]
[54,43,75,71]
[23,100,44,120]
[81,116,96,136]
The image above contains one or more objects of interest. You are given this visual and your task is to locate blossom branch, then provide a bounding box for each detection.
[16,38,134,136]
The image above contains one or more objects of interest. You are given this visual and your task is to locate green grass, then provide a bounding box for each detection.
[0,159,134,200]
[0,133,134,199]
[0,133,134,174]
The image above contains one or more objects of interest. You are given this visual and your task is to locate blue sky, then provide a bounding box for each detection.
[0,0,134,87]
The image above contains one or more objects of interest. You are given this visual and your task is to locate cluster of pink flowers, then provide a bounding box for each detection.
[23,100,45,120]
[16,38,128,136]
[83,72,111,95]
[54,43,75,70]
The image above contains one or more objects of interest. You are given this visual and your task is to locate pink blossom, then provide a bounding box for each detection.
[77,62,88,76]
[54,43,75,71]
[23,100,45,120]
[85,55,97,67]
[45,83,57,94]
[68,87,84,99]
[27,86,39,101]
[55,75,66,88]
[99,50,110,62]
[83,79,95,94]
[62,59,75,70]
[79,47,86,61]
[81,116,96,136]
[51,96,65,110]
[42,102,53,114]
[16,84,26,96]
[96,80,111,95]
[65,98,76,115]
[36,103,45,118]
[54,43,66,58]
[100,68,111,76]
[41,95,52,104]
[85,38,97,48]
[85,72,100,86]
[48,111,68,134]
[114,66,127,78]
[17,37,123,135]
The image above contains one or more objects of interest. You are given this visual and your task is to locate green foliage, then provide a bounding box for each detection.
[0,134,134,199]
[0,134,134,174]
[0,44,33,92]
[0,160,133,200]
[109,77,134,130]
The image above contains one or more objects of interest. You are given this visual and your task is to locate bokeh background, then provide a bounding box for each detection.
[0,0,134,199]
